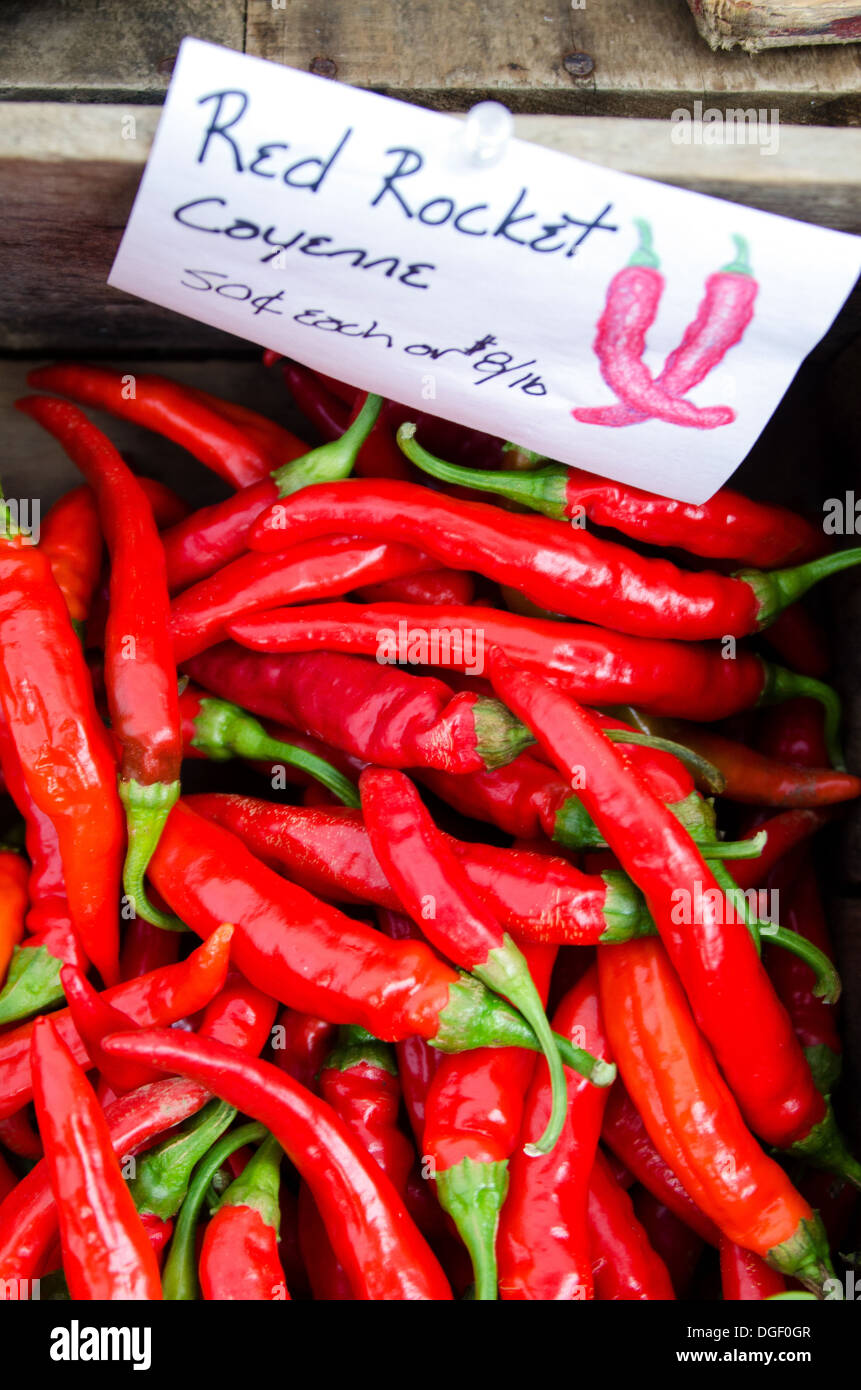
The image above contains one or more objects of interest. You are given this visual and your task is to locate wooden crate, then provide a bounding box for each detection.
[688,0,861,52]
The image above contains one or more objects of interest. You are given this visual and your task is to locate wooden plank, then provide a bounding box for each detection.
[688,0,861,52]
[1,103,860,353]
[247,0,861,122]
[0,0,245,102]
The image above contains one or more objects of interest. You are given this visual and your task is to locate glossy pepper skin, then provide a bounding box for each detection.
[0,927,233,1120]
[200,1134,289,1301]
[185,645,532,776]
[0,520,123,985]
[18,397,183,931]
[356,568,475,607]
[598,939,832,1295]
[359,767,574,1157]
[272,1008,337,1091]
[0,851,28,984]
[105,1028,452,1301]
[248,478,861,640]
[497,967,609,1301]
[170,538,437,661]
[185,794,652,948]
[145,801,553,1059]
[38,485,103,634]
[720,1236,787,1300]
[30,1017,163,1299]
[223,600,831,725]
[487,651,835,1159]
[0,1076,209,1290]
[378,910,440,1150]
[588,1150,675,1300]
[26,363,306,488]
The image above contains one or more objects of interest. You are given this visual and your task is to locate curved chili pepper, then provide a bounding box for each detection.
[160,392,383,594]
[185,794,653,947]
[631,719,858,799]
[0,927,233,1120]
[360,768,590,1156]
[720,1235,787,1299]
[271,1009,337,1091]
[185,645,533,775]
[632,1188,704,1297]
[18,396,183,931]
[488,650,857,1179]
[26,363,307,487]
[0,508,123,985]
[579,235,758,429]
[423,943,555,1300]
[199,971,278,1059]
[589,1150,675,1300]
[602,1084,720,1246]
[170,538,437,661]
[38,486,103,635]
[599,938,834,1293]
[0,851,28,985]
[30,1016,163,1299]
[200,1133,289,1300]
[496,966,609,1300]
[60,964,164,1096]
[355,568,475,607]
[404,453,821,570]
[180,383,304,469]
[222,600,799,724]
[105,1027,452,1300]
[726,808,831,892]
[250,476,861,640]
[377,910,440,1150]
[179,683,359,806]
[301,1026,416,1300]
[0,1076,209,1289]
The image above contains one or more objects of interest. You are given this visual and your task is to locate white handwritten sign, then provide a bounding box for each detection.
[109,37,861,503]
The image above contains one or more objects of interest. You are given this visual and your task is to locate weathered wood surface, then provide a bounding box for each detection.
[0,0,859,122]
[688,0,861,52]
[2,103,860,352]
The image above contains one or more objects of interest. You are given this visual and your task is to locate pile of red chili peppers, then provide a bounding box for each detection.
[0,354,858,1301]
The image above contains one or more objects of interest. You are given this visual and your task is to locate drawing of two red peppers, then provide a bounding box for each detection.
[573,220,758,430]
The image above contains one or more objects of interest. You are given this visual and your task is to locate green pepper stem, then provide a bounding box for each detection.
[604,729,726,796]
[763,924,841,1006]
[720,234,753,276]
[214,1133,283,1230]
[758,665,845,770]
[397,423,569,520]
[119,779,184,931]
[272,392,383,498]
[742,546,861,635]
[629,219,659,269]
[192,695,359,806]
[130,1099,236,1222]
[324,1026,397,1075]
[434,1157,508,1301]
[709,860,761,952]
[161,1123,266,1300]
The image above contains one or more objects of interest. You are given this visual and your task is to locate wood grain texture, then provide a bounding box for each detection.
[0,0,245,102]
[2,103,860,351]
[688,0,861,52]
[247,0,861,122]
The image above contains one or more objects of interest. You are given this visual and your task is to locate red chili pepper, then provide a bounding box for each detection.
[104,1027,452,1300]
[30,1016,163,1299]
[0,851,28,985]
[185,645,532,776]
[588,1150,676,1300]
[60,964,164,1096]
[0,926,233,1120]
[38,486,103,635]
[757,696,831,768]
[0,1110,42,1160]
[377,910,440,1150]
[27,363,307,487]
[283,363,412,481]
[720,1235,787,1300]
[423,943,556,1299]
[249,477,861,641]
[119,918,181,983]
[355,568,476,607]
[0,504,123,985]
[496,967,609,1300]
[185,794,652,948]
[632,720,859,803]
[404,455,821,572]
[0,1076,209,1288]
[727,808,832,892]
[18,396,183,931]
[170,538,437,661]
[137,476,192,530]
[577,234,758,429]
[179,383,304,470]
[199,1134,289,1300]
[224,600,814,727]
[359,767,577,1155]
[631,1188,704,1297]
[160,394,383,592]
[271,1008,337,1091]
[488,651,853,1173]
[602,1084,720,1246]
[146,802,577,1068]
[199,971,278,1059]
